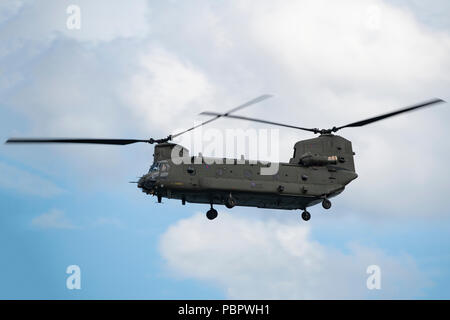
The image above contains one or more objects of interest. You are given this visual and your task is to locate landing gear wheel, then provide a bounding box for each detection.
[206,209,218,220]
[322,198,331,210]
[225,194,236,209]
[301,210,311,221]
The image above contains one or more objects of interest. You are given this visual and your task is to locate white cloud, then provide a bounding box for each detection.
[122,47,217,134]
[31,209,76,229]
[0,0,150,47]
[239,0,450,94]
[0,0,24,25]
[160,213,428,299]
[0,162,64,197]
[64,0,150,42]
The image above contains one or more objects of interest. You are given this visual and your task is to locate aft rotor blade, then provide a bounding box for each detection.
[335,98,445,131]
[5,138,150,145]
[171,94,273,138]
[199,112,318,133]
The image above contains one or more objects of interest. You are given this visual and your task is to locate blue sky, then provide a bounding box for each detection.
[1,0,450,299]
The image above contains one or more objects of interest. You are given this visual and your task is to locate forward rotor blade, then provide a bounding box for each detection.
[199,112,318,133]
[171,94,273,138]
[222,94,273,115]
[5,138,150,145]
[335,98,445,131]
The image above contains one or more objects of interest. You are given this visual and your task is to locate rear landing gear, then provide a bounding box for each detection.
[206,204,218,220]
[322,198,331,210]
[301,210,311,221]
[206,209,218,220]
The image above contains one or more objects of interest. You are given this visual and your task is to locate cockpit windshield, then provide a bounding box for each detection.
[149,162,159,173]
[148,161,170,176]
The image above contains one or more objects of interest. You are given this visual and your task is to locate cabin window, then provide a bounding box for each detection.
[160,163,169,172]
[159,161,170,177]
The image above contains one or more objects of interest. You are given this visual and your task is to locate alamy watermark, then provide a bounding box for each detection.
[170,124,281,175]
[66,265,81,290]
[365,5,382,30]
[64,264,381,292]
[66,5,81,30]
[366,265,381,290]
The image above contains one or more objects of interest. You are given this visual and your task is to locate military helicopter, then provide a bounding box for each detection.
[6,96,445,221]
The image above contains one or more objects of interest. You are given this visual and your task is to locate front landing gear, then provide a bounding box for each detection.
[225,193,236,209]
[301,210,311,221]
[206,204,218,220]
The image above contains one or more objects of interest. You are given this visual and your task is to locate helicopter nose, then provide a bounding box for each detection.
[138,175,157,190]
[137,175,154,189]
[137,176,145,188]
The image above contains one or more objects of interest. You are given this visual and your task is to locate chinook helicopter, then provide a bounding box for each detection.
[6,96,445,221]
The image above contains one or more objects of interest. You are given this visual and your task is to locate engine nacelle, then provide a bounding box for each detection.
[299,153,337,167]
[289,135,355,172]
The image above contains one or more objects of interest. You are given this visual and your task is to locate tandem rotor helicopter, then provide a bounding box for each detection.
[6,95,445,221]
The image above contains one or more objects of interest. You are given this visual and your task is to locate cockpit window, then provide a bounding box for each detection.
[148,161,170,177]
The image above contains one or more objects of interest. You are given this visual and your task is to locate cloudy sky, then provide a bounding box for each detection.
[0,0,449,299]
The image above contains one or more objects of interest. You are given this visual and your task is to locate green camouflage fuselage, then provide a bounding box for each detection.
[138,134,358,210]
